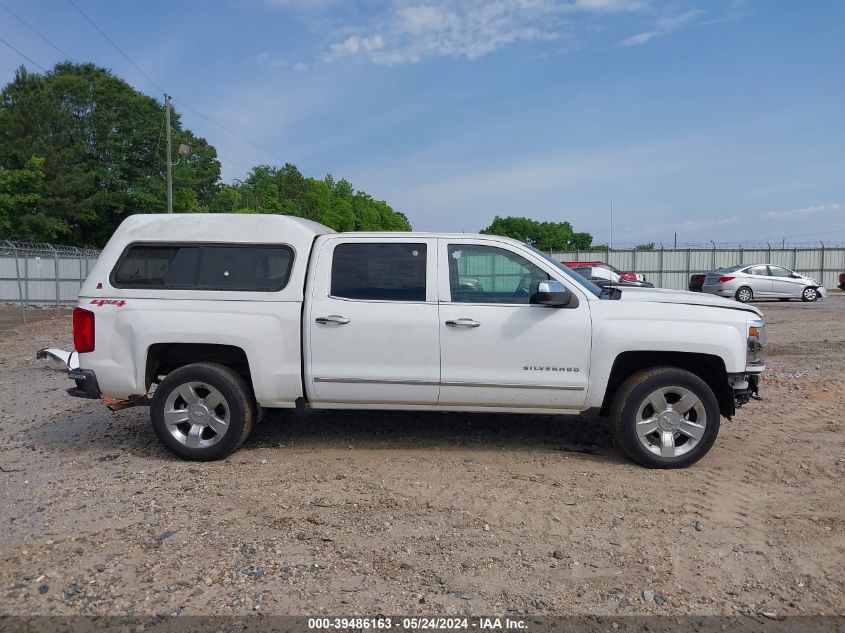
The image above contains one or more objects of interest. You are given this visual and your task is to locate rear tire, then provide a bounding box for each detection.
[611,367,721,469]
[151,362,255,461]
[735,287,753,303]
[801,287,819,302]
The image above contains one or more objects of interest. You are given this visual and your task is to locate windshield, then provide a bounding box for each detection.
[528,246,603,298]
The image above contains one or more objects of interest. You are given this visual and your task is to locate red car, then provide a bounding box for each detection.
[563,260,645,282]
[839,272,845,290]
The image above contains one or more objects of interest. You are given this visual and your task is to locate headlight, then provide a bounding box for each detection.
[747,318,766,366]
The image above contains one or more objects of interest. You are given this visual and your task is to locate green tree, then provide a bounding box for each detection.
[480,216,592,251]
[0,63,219,244]
[0,155,49,239]
[634,242,655,251]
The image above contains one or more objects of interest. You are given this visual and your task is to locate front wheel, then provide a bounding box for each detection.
[801,287,819,302]
[611,367,720,468]
[150,362,255,460]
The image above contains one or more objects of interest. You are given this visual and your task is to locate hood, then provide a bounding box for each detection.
[617,286,762,316]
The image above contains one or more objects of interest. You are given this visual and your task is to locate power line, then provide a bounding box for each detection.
[0,35,47,71]
[217,154,252,171]
[64,1,287,167]
[172,98,288,164]
[66,0,166,95]
[1,2,70,59]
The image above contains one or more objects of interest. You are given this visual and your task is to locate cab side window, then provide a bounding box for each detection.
[331,242,427,301]
[747,265,770,276]
[447,244,549,304]
[768,266,793,278]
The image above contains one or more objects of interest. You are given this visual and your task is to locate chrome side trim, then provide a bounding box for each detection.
[313,377,584,391]
[314,377,439,386]
[442,381,584,391]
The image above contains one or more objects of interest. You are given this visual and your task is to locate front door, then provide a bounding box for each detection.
[306,237,440,404]
[769,266,802,297]
[437,239,592,410]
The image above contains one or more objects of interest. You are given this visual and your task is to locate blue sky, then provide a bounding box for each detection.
[1,0,843,244]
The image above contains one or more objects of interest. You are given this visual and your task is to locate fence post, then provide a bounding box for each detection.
[49,244,60,313]
[819,241,825,288]
[792,247,797,272]
[11,242,26,324]
[767,242,772,266]
[711,241,716,270]
[686,248,691,284]
[659,243,664,288]
[23,250,29,312]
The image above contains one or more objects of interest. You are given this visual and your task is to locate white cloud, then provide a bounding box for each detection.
[765,203,841,219]
[321,1,605,66]
[570,0,649,12]
[249,51,288,68]
[620,8,704,46]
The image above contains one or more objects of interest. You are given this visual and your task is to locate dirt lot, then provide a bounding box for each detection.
[0,298,843,618]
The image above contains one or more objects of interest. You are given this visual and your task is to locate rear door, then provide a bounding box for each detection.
[305,237,440,405]
[745,265,772,296]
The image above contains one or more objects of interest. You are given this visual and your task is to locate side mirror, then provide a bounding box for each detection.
[790,273,801,278]
[531,280,575,307]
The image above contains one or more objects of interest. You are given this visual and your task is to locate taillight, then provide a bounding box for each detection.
[73,307,95,353]
[718,276,735,283]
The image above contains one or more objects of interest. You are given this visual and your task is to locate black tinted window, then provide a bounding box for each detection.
[331,243,426,301]
[112,244,293,291]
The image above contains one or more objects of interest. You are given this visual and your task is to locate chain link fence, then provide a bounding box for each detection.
[1,241,101,323]
[551,246,845,290]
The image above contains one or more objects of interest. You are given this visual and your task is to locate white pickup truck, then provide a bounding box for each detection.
[68,214,765,468]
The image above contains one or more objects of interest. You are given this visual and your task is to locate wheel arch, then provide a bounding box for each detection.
[600,351,734,418]
[145,343,251,391]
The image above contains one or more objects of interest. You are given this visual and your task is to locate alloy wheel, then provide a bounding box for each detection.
[163,382,230,448]
[634,386,707,458]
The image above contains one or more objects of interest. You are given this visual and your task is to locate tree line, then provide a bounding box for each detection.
[0,62,593,250]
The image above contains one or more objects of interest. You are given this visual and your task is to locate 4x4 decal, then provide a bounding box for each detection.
[90,299,126,307]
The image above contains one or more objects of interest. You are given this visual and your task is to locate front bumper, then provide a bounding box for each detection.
[729,372,761,407]
[67,368,100,399]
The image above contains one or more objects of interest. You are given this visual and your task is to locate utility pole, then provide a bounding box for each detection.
[609,200,613,251]
[164,94,173,213]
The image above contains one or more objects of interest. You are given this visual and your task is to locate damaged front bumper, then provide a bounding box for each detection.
[729,372,761,407]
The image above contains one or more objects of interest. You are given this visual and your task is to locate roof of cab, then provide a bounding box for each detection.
[112,213,335,243]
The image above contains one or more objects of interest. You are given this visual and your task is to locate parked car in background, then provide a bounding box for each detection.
[689,273,706,292]
[702,264,826,303]
[839,272,845,291]
[563,261,645,282]
[573,266,654,288]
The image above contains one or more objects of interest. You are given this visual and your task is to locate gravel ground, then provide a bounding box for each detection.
[0,297,843,618]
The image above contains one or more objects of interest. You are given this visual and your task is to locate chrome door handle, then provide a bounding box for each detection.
[445,318,480,328]
[315,315,350,325]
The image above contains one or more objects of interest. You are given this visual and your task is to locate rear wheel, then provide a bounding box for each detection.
[735,287,753,303]
[801,287,818,302]
[611,367,720,469]
[151,362,255,461]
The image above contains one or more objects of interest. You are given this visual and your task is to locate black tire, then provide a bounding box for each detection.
[611,366,721,469]
[801,287,819,302]
[150,362,255,461]
[735,286,753,303]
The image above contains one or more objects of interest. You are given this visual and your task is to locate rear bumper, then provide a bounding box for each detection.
[67,368,101,399]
